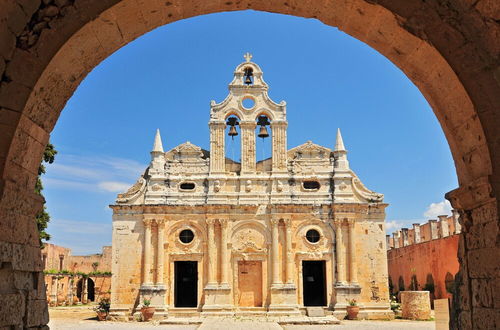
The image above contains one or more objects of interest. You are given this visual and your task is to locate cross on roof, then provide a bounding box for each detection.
[244,52,253,62]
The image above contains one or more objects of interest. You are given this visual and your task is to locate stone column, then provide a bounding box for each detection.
[209,121,226,173]
[240,121,256,174]
[50,276,57,305]
[335,220,346,284]
[271,121,288,172]
[143,218,153,285]
[82,277,88,303]
[220,219,229,285]
[347,220,358,285]
[156,219,165,284]
[284,218,294,284]
[206,218,217,285]
[67,278,73,305]
[271,218,281,285]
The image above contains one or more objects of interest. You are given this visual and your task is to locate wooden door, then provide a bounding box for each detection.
[238,261,262,307]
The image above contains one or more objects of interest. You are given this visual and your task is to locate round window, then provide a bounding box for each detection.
[242,97,255,109]
[306,229,320,243]
[179,229,194,244]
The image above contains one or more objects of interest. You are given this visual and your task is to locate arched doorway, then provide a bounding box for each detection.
[0,2,498,329]
[76,278,83,302]
[87,278,95,302]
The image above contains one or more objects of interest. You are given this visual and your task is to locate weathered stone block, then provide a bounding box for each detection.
[468,247,500,278]
[471,279,493,308]
[0,293,25,327]
[24,296,49,328]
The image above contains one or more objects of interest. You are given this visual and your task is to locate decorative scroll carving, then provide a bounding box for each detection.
[116,177,146,203]
[352,176,384,202]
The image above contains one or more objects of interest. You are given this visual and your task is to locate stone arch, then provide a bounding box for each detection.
[294,218,334,243]
[254,110,275,122]
[0,1,498,329]
[224,109,244,121]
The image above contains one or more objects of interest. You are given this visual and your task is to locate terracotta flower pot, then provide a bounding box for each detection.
[346,305,360,320]
[141,307,155,321]
[96,311,108,321]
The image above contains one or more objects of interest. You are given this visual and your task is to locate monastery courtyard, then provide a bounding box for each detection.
[48,307,434,330]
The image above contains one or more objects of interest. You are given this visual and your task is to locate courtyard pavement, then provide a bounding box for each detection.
[48,307,436,330]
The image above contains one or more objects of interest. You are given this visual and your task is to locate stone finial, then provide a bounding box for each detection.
[244,52,253,62]
[152,129,164,153]
[333,128,349,170]
[334,128,346,152]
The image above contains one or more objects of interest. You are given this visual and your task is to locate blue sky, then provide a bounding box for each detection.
[43,11,457,255]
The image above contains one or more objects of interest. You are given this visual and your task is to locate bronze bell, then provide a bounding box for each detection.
[244,67,253,85]
[228,125,238,137]
[258,125,269,139]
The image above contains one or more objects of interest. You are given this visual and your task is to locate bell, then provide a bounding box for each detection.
[228,125,238,137]
[244,75,253,85]
[244,67,253,85]
[258,125,269,139]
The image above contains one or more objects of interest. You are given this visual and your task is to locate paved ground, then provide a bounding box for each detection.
[48,307,435,330]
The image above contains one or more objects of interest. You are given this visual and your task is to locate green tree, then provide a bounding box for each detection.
[35,142,57,247]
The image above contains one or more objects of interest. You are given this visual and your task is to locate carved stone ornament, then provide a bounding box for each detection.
[245,180,252,192]
[116,177,146,203]
[352,177,384,202]
[214,180,221,192]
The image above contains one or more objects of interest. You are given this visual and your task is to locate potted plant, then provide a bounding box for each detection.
[94,298,110,321]
[346,298,360,320]
[140,299,155,321]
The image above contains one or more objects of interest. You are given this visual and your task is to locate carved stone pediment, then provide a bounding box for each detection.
[288,141,332,160]
[169,142,205,161]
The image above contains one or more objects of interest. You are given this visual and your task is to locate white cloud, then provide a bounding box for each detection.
[44,154,142,194]
[386,220,403,231]
[424,200,452,219]
[49,218,112,255]
[98,181,131,192]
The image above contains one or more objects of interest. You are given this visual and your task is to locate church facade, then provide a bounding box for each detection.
[110,55,391,319]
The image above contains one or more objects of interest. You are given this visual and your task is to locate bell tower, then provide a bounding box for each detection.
[209,53,288,175]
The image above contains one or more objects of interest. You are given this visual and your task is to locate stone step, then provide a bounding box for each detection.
[168,308,200,317]
[306,306,326,317]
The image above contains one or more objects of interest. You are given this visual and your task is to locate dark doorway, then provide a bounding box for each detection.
[302,261,326,306]
[174,261,198,307]
[76,278,83,301]
[87,278,95,302]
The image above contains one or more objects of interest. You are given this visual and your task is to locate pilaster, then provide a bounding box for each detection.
[271,121,287,172]
[240,121,256,174]
[209,121,226,174]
